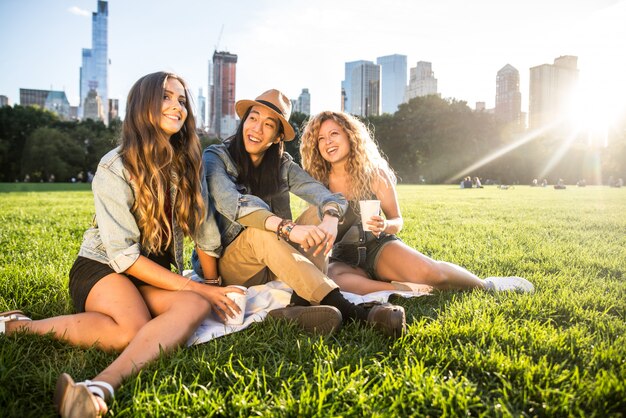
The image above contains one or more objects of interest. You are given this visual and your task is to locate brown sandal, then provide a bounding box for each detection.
[54,373,113,417]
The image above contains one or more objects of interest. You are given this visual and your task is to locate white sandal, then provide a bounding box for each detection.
[0,310,32,334]
[54,373,115,418]
[484,276,535,292]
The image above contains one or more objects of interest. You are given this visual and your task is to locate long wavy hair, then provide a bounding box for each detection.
[300,111,395,201]
[227,107,285,201]
[119,71,205,254]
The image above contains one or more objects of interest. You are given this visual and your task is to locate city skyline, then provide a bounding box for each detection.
[1,0,624,124]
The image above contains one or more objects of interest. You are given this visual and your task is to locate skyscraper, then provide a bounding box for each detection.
[83,87,105,121]
[20,88,71,120]
[495,64,522,128]
[342,60,369,114]
[209,51,237,138]
[197,88,206,130]
[294,88,311,115]
[529,55,579,130]
[406,61,438,101]
[108,98,119,122]
[343,61,381,117]
[376,54,407,114]
[79,1,108,124]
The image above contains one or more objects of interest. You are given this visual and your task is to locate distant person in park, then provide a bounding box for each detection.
[300,111,534,295]
[609,176,623,188]
[192,89,406,339]
[473,176,483,188]
[1,71,240,418]
[531,179,538,187]
[554,179,566,189]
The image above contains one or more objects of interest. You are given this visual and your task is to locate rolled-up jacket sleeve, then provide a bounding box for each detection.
[204,148,272,223]
[91,165,141,273]
[285,158,348,218]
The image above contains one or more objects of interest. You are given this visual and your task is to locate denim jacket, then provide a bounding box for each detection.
[78,147,222,274]
[191,141,346,277]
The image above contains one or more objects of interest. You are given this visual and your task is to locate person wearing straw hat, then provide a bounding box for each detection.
[192,89,407,338]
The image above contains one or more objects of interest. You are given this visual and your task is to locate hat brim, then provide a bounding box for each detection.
[235,99,296,141]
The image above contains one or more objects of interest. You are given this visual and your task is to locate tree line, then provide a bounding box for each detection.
[289,95,626,185]
[0,106,216,183]
[2,96,625,184]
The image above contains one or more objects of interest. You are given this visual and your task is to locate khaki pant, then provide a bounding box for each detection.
[218,206,337,304]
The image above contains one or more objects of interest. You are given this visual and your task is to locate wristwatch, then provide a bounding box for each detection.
[323,207,341,219]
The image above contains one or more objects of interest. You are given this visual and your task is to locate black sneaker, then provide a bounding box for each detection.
[268,305,342,335]
[364,303,406,339]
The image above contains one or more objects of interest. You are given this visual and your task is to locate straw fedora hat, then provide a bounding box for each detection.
[235,89,296,141]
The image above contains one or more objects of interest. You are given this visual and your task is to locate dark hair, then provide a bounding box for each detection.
[228,107,285,201]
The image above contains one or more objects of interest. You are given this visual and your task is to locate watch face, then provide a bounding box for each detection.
[324,209,340,218]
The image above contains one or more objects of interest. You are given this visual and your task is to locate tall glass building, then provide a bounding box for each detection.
[197,88,207,130]
[343,61,381,117]
[294,88,311,115]
[495,64,522,129]
[376,54,407,114]
[342,60,368,114]
[79,1,108,124]
[529,56,578,130]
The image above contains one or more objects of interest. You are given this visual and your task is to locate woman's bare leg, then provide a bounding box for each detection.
[328,262,395,294]
[91,287,211,389]
[374,241,486,290]
[6,274,151,351]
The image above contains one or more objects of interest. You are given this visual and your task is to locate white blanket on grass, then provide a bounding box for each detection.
[185,271,427,346]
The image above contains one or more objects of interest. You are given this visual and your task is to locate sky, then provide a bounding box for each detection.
[1,0,625,119]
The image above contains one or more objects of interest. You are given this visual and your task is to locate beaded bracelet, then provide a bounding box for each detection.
[282,221,296,241]
[276,218,296,241]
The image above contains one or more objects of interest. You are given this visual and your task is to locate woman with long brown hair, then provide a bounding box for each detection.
[0,72,239,417]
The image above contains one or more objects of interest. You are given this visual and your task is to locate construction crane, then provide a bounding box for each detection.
[215,24,224,52]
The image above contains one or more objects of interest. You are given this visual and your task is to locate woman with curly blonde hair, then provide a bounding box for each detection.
[300,111,534,295]
[1,72,241,418]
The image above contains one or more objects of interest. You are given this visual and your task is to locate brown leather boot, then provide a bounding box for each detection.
[365,303,406,338]
[268,305,342,335]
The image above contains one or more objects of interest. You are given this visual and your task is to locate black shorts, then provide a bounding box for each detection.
[68,251,173,313]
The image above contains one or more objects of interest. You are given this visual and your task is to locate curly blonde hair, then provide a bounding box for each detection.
[120,72,205,255]
[300,111,395,201]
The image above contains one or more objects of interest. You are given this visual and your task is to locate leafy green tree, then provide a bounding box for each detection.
[0,105,58,181]
[601,110,626,182]
[66,119,117,178]
[21,127,84,182]
[368,95,502,183]
[198,129,221,150]
[286,111,310,165]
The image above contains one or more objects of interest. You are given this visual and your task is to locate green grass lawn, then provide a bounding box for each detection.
[1,183,625,417]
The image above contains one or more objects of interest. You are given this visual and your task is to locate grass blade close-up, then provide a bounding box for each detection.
[1,183,625,417]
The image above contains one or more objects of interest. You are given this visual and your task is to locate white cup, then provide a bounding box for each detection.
[224,285,247,325]
[359,200,381,231]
